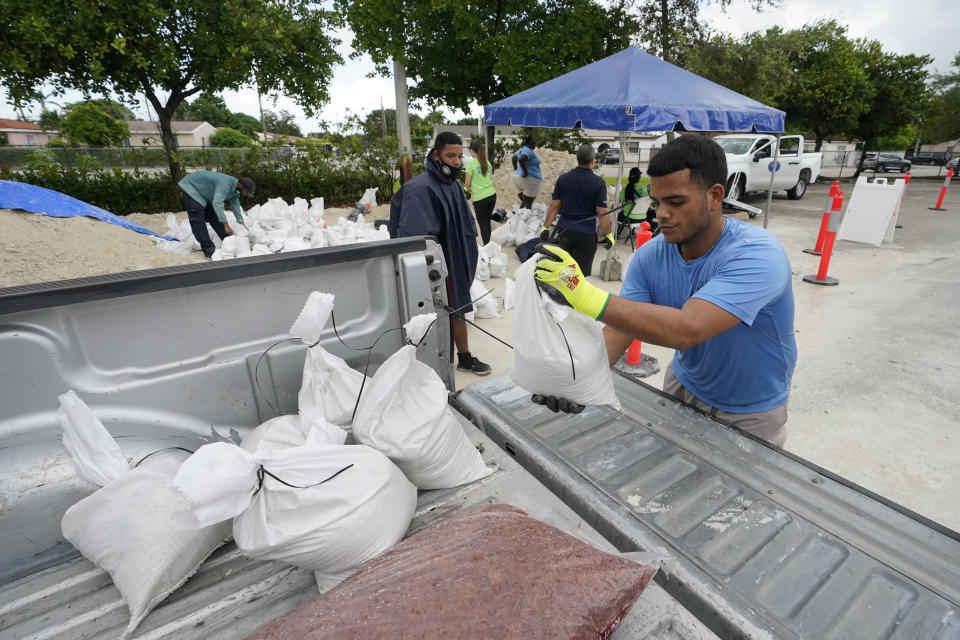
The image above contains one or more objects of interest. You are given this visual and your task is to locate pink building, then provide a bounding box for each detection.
[0,119,57,146]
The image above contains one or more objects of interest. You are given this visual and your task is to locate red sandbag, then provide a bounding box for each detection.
[246,503,657,640]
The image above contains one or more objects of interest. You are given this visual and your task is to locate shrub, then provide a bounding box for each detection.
[60,103,130,146]
[210,127,252,148]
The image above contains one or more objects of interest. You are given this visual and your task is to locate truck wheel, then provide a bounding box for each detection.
[787,174,807,200]
[726,175,745,201]
[901,164,910,172]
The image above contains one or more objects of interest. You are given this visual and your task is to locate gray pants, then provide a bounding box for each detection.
[662,363,788,447]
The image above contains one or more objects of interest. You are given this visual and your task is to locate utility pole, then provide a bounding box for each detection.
[393,60,412,155]
[380,96,387,138]
[256,73,268,148]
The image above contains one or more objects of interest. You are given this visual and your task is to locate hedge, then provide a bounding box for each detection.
[0,146,398,215]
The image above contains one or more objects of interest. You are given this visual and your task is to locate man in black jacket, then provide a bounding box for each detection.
[388,131,491,375]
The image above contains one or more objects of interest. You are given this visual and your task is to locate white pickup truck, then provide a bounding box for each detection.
[716,134,822,201]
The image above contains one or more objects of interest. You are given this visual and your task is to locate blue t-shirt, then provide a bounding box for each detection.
[621,217,797,413]
[513,146,542,179]
[551,167,607,234]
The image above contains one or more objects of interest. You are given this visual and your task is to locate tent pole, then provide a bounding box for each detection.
[762,133,781,229]
[615,131,626,199]
[486,123,495,166]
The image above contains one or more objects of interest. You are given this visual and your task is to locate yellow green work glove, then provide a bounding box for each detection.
[600,232,615,250]
[534,244,610,319]
[539,226,551,241]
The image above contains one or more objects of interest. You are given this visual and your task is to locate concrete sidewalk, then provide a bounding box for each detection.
[458,179,960,532]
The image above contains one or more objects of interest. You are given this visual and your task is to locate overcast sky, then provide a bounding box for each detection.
[2,0,956,135]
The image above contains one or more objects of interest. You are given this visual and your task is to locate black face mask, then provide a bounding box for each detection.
[433,152,462,181]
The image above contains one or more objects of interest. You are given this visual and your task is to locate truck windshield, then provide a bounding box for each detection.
[715,137,755,154]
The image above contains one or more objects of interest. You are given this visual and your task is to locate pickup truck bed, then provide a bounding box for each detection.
[1,240,957,639]
[0,414,716,640]
[457,376,960,639]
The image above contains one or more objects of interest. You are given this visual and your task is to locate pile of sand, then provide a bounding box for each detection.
[0,204,392,289]
[492,148,578,207]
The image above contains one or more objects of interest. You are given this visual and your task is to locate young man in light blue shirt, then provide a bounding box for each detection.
[511,135,543,209]
[534,135,797,446]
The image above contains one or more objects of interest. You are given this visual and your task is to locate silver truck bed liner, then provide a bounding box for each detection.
[0,417,716,640]
[455,374,960,640]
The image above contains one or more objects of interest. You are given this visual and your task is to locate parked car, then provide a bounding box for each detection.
[910,151,949,166]
[598,148,620,164]
[864,152,911,173]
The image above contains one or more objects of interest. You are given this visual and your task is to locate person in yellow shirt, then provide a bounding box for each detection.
[464,139,497,245]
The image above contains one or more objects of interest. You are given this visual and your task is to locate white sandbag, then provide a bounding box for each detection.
[153,237,196,256]
[510,257,620,409]
[57,392,230,638]
[353,345,492,489]
[298,346,366,426]
[241,413,347,456]
[289,291,335,345]
[173,442,417,591]
[358,187,378,212]
[281,236,311,253]
[58,390,129,486]
[403,313,437,345]
[486,241,508,278]
[489,222,513,246]
[210,250,225,261]
[251,243,272,256]
[222,235,250,256]
[475,245,491,281]
[470,280,500,319]
[504,277,516,311]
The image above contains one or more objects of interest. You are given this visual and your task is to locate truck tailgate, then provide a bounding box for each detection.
[455,373,960,640]
[0,415,716,640]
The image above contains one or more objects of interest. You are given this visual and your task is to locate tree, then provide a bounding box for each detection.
[850,42,931,177]
[340,0,635,110]
[60,102,130,145]
[37,109,62,131]
[694,21,876,151]
[922,52,960,144]
[263,109,303,137]
[772,22,873,151]
[633,0,778,66]
[227,112,263,137]
[2,0,342,179]
[210,127,252,147]
[684,30,789,106]
[173,92,262,136]
[75,98,136,121]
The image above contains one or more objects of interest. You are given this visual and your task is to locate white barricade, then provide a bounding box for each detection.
[837,176,904,246]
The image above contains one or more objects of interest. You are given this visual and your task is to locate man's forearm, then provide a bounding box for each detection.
[600,295,708,351]
[543,201,561,228]
[597,207,611,235]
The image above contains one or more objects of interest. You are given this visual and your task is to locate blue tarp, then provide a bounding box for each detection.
[484,47,785,133]
[0,180,170,238]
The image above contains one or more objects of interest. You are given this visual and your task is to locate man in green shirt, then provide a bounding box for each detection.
[178,171,256,258]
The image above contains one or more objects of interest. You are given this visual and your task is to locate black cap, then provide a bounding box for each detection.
[238,176,255,196]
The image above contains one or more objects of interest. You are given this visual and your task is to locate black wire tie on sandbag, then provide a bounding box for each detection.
[133,446,196,468]
[252,463,355,497]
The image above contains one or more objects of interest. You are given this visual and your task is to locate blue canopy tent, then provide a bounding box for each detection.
[483,47,786,227]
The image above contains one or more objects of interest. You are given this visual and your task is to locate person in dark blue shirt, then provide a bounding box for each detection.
[388,131,491,376]
[533,135,797,445]
[540,144,614,277]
